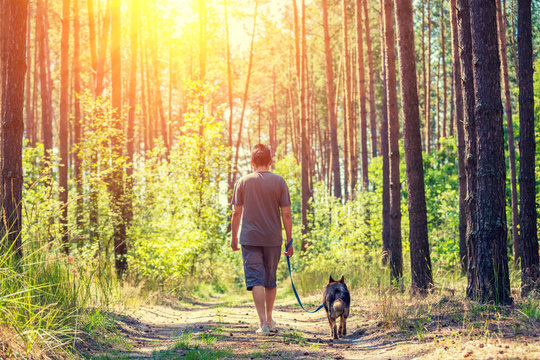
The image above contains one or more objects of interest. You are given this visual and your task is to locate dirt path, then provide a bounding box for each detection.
[89,292,540,359]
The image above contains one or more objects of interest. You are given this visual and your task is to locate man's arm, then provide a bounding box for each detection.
[231,205,243,251]
[281,206,293,257]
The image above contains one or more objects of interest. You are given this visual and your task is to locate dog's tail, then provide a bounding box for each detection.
[332,299,345,316]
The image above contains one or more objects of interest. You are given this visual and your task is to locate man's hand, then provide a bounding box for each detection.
[284,241,294,257]
[231,237,240,251]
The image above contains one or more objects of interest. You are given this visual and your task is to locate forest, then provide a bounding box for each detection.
[0,0,539,358]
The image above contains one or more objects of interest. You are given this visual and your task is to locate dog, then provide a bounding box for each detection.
[323,275,350,339]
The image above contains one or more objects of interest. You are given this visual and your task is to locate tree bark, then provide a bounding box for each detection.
[36,0,53,163]
[383,0,402,281]
[496,0,519,269]
[24,4,36,147]
[300,0,312,249]
[126,0,138,228]
[394,0,433,293]
[470,0,512,304]
[110,0,127,279]
[356,0,368,191]
[321,0,342,199]
[73,0,82,229]
[425,0,432,153]
[59,0,71,254]
[379,0,391,266]
[363,0,377,159]
[517,0,538,297]
[450,0,467,271]
[441,3,447,139]
[0,0,28,257]
[342,0,354,197]
[457,0,478,300]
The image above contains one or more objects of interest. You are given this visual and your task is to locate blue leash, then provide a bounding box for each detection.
[285,238,324,313]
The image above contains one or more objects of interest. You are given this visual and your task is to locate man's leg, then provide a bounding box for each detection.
[265,287,277,324]
[252,285,267,327]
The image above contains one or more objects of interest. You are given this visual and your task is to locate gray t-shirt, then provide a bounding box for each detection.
[232,171,291,247]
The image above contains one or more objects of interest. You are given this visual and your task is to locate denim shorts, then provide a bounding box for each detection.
[241,245,282,290]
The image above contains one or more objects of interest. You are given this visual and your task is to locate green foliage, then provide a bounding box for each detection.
[128,82,241,289]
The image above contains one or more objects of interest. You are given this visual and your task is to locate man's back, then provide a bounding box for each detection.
[232,171,290,247]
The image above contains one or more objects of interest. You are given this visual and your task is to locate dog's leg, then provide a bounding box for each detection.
[327,314,335,339]
[333,320,338,340]
[341,314,347,337]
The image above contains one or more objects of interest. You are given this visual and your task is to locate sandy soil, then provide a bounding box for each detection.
[85,290,540,359]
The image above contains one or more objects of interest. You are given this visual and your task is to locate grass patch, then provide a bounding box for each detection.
[283,329,308,345]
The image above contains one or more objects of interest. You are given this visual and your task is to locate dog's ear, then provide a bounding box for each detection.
[329,275,335,283]
[339,275,345,284]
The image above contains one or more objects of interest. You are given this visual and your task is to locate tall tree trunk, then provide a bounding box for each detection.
[36,0,53,164]
[126,0,138,229]
[110,0,127,279]
[394,0,433,293]
[87,0,97,89]
[383,0,402,281]
[321,0,341,198]
[441,3,447,139]
[73,0,82,230]
[300,0,311,249]
[517,0,538,297]
[435,56,441,149]
[24,4,36,147]
[225,0,234,200]
[356,0,368,191]
[496,0,519,269]
[341,0,354,197]
[421,0,427,151]
[470,0,511,304]
[0,0,28,257]
[425,0,431,153]
[450,0,467,271]
[363,0,377,159]
[457,0,478,299]
[59,0,71,254]
[379,0,391,265]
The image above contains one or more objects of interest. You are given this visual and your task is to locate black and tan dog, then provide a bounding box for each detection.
[323,275,350,339]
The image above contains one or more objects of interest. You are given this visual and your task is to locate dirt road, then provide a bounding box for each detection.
[85,290,540,359]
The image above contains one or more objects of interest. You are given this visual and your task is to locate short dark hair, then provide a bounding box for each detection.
[251,144,272,167]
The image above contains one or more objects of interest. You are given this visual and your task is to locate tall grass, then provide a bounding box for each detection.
[0,234,117,356]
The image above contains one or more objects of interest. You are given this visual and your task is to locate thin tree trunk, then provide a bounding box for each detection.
[394,0,432,293]
[225,0,234,200]
[87,0,97,89]
[470,0,512,304]
[341,0,351,199]
[59,0,71,254]
[441,3,447,139]
[25,4,35,147]
[425,0,432,153]
[126,0,138,229]
[383,0,402,281]
[356,0,368,191]
[321,0,341,198]
[450,0,467,271]
[300,0,312,249]
[421,0,427,151]
[496,0,519,269]
[363,0,377,159]
[36,0,53,164]
[380,0,391,265]
[435,56,441,150]
[110,0,127,279]
[517,0,538,297]
[0,0,28,257]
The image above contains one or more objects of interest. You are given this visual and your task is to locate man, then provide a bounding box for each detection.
[231,144,293,335]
